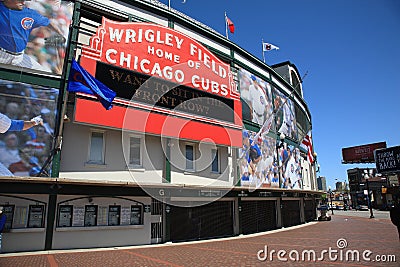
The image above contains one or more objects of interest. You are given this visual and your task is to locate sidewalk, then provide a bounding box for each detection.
[0,213,399,267]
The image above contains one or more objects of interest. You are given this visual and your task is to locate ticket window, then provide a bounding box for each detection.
[84,205,98,227]
[2,205,15,231]
[27,205,45,228]
[130,205,143,225]
[58,205,73,227]
[108,205,121,226]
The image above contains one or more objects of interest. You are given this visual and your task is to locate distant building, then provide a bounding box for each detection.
[335,181,346,192]
[317,176,327,191]
[347,168,391,209]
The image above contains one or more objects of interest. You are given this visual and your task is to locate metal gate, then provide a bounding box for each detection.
[240,200,277,235]
[281,200,301,227]
[304,199,317,222]
[170,201,234,242]
[151,198,163,244]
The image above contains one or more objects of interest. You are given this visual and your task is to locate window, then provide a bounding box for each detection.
[2,205,14,230]
[108,205,121,226]
[211,148,219,173]
[185,144,194,170]
[84,205,98,226]
[58,205,73,227]
[88,131,104,164]
[129,136,141,166]
[27,205,45,228]
[130,205,143,225]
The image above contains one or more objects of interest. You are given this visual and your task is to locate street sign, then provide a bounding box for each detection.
[374,146,400,174]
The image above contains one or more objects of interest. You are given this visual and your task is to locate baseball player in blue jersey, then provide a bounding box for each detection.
[0,0,65,72]
[0,112,42,134]
[0,111,43,176]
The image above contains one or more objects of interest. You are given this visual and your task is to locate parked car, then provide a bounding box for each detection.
[355,205,369,211]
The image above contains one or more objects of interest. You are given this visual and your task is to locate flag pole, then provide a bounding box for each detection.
[262,38,266,63]
[168,0,171,10]
[225,12,228,39]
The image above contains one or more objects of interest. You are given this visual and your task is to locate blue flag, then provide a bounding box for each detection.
[67,59,116,110]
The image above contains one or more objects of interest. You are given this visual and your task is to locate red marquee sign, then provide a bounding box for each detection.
[75,17,242,147]
[80,17,238,99]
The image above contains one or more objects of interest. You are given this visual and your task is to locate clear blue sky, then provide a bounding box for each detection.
[158,0,400,188]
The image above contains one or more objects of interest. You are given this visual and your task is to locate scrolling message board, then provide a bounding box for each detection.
[95,61,234,122]
[374,146,400,174]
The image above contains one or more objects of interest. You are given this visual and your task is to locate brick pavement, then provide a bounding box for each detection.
[0,213,399,267]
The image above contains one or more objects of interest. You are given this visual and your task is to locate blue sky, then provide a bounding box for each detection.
[159,0,400,188]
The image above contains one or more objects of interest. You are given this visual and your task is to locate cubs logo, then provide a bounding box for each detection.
[259,95,265,105]
[21,17,35,30]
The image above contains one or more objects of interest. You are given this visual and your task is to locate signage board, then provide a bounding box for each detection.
[75,17,242,147]
[95,62,235,122]
[342,142,387,163]
[80,17,238,99]
[0,0,74,75]
[374,146,400,174]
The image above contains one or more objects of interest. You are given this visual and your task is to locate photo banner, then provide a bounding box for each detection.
[272,87,298,141]
[240,129,277,189]
[240,129,303,189]
[238,68,273,126]
[0,79,58,177]
[0,0,74,75]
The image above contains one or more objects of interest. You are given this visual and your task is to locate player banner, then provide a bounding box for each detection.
[0,0,74,75]
[272,87,298,141]
[238,68,273,126]
[0,79,59,177]
[240,129,303,189]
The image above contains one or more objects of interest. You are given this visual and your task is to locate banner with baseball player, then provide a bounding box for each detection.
[240,129,303,190]
[238,68,273,127]
[0,0,74,75]
[277,144,303,189]
[0,79,59,177]
[272,87,298,141]
[240,129,278,189]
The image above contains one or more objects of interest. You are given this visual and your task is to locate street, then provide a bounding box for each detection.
[328,209,391,219]
[0,211,399,267]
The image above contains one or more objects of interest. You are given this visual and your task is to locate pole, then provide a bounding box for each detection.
[275,132,281,187]
[262,38,266,63]
[224,12,228,39]
[330,189,334,215]
[366,178,375,218]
